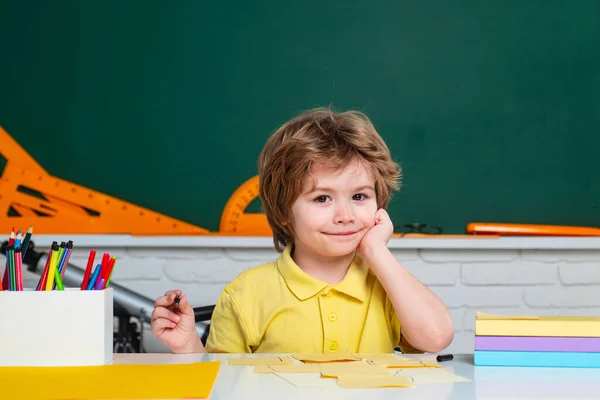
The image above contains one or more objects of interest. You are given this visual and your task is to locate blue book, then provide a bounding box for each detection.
[475,350,600,368]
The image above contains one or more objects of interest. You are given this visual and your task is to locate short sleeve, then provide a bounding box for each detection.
[205,289,252,353]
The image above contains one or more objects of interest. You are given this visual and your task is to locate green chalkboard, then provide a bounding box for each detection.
[1,0,598,233]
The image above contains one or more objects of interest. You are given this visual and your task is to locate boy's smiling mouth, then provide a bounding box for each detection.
[324,230,360,236]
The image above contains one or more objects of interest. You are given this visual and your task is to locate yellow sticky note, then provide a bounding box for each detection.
[336,375,414,388]
[476,311,540,320]
[254,365,274,374]
[0,362,220,399]
[354,353,409,360]
[320,362,389,378]
[356,354,411,366]
[292,351,359,363]
[227,356,292,366]
[384,360,441,368]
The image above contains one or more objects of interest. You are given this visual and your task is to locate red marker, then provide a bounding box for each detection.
[81,249,96,290]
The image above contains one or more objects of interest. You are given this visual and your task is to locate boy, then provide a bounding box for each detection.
[151,108,453,354]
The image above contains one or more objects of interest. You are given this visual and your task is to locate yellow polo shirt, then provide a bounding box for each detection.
[205,245,419,354]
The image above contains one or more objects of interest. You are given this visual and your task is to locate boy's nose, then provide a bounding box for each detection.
[334,203,355,224]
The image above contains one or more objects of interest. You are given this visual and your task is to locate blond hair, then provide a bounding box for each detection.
[258,107,401,252]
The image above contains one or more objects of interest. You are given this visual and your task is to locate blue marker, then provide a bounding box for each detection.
[87,264,102,290]
[57,247,70,275]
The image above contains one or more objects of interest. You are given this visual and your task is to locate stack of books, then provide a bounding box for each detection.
[474,312,600,368]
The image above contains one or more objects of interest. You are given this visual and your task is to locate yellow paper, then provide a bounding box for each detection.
[274,372,340,388]
[320,361,389,378]
[292,351,359,363]
[336,374,414,388]
[382,360,441,368]
[392,368,471,383]
[227,356,292,366]
[255,364,321,374]
[0,362,220,399]
[354,353,409,361]
[356,354,411,366]
[476,311,540,320]
[254,365,274,374]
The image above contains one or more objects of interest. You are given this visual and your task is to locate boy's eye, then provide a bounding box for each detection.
[353,193,367,201]
[315,195,331,203]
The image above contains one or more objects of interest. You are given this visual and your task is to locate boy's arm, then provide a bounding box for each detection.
[366,246,454,352]
[360,210,454,353]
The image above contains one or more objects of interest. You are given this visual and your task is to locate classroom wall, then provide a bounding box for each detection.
[2,1,599,234]
[9,237,600,354]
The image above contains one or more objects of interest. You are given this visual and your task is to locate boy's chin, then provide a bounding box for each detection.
[319,243,359,258]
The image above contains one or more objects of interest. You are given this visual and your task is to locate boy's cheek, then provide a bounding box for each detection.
[356,230,368,243]
[364,220,376,230]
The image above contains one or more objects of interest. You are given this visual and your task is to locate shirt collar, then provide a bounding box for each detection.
[277,244,369,302]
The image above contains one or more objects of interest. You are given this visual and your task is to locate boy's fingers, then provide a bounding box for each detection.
[154,296,172,307]
[151,307,181,323]
[154,291,180,307]
[176,295,195,317]
[151,318,177,333]
[375,208,388,220]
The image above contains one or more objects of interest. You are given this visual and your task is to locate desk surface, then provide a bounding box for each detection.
[113,353,600,400]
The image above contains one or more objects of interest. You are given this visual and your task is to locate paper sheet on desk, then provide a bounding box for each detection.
[0,361,220,399]
[292,351,360,363]
[274,372,339,388]
[337,375,414,388]
[392,368,471,383]
[255,364,321,374]
[353,353,410,365]
[320,362,389,378]
[379,360,441,368]
[228,356,292,366]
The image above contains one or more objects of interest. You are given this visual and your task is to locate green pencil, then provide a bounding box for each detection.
[9,247,16,291]
[21,226,33,258]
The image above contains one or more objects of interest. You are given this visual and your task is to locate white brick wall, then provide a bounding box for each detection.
[4,236,600,354]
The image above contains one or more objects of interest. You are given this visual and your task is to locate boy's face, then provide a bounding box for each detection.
[290,159,378,260]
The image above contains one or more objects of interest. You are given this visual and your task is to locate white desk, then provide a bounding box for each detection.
[113,353,600,399]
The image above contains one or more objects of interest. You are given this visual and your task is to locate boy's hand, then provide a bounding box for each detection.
[358,208,394,261]
[150,290,202,353]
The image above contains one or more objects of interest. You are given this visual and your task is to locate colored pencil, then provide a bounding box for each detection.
[15,248,23,291]
[2,230,15,290]
[20,226,32,257]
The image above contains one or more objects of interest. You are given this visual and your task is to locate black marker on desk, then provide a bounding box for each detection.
[436,354,453,362]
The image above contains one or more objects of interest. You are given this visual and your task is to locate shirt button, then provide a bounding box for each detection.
[326,291,333,297]
[328,313,337,322]
[329,342,338,351]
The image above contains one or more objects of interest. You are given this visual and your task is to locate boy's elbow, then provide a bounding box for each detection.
[418,319,455,353]
[426,328,454,353]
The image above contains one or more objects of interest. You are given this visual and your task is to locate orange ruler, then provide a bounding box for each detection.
[0,126,208,235]
[467,222,600,236]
